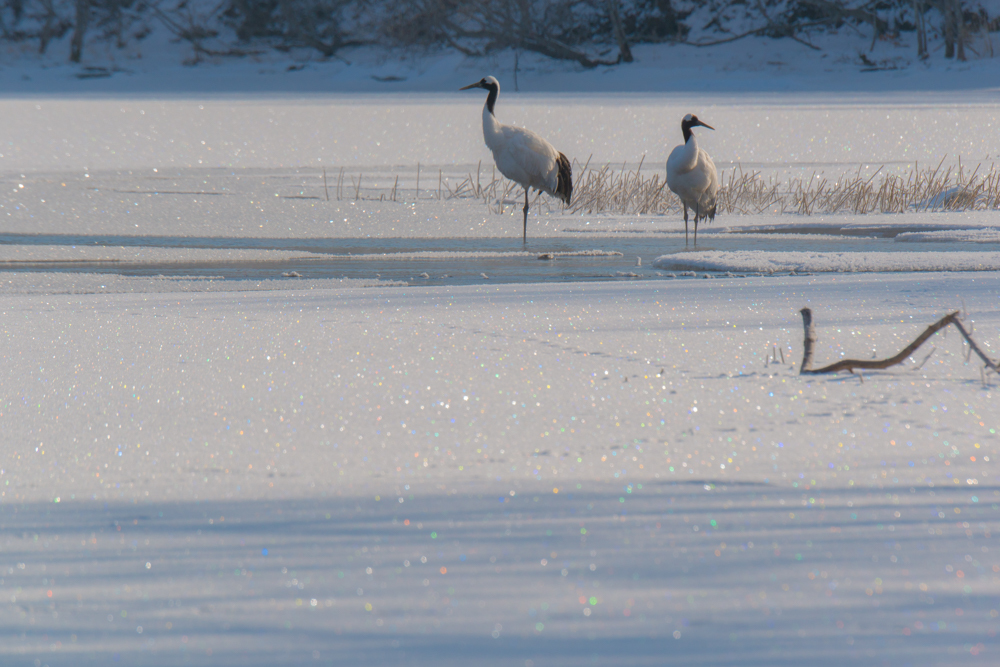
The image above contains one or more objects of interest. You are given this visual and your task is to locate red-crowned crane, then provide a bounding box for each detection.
[460,76,572,241]
[666,114,718,246]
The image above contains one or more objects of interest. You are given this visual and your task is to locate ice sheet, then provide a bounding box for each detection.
[1,95,996,175]
[1,275,998,665]
[0,78,999,665]
[652,250,1000,273]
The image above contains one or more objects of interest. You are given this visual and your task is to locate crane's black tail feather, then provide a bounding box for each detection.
[705,199,717,221]
[555,152,573,205]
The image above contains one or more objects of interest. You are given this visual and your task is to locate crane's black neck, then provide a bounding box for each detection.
[485,82,499,116]
[681,119,694,143]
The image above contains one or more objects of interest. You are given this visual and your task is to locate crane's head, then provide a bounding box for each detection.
[681,114,714,143]
[461,76,500,115]
[460,76,500,92]
[682,114,714,132]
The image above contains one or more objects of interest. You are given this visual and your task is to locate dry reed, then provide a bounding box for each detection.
[311,158,1000,216]
[455,157,1000,216]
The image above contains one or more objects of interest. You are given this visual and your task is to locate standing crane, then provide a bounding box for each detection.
[666,114,718,246]
[460,76,572,242]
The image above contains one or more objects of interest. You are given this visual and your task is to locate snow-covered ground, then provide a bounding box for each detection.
[3,23,1000,96]
[1,274,998,666]
[1,41,999,665]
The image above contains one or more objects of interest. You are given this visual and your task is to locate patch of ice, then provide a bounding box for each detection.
[0,245,324,264]
[895,228,1000,244]
[652,250,1000,273]
[0,272,405,295]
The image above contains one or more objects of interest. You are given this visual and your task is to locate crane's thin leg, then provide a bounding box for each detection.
[682,204,689,246]
[522,188,530,242]
[694,204,700,246]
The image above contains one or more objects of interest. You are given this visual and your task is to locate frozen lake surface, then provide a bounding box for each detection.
[2,275,998,666]
[2,92,998,173]
[0,90,998,666]
[5,231,1000,287]
[2,159,999,287]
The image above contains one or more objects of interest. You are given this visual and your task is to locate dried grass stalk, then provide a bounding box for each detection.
[312,158,1000,216]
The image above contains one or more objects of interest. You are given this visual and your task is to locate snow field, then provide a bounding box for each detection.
[652,250,1000,273]
[3,274,997,503]
[0,274,998,665]
[1,94,997,176]
[0,88,998,665]
[3,30,1000,97]
[3,165,999,249]
[0,483,995,666]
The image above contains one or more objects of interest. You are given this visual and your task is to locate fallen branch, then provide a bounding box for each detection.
[951,317,999,372]
[684,19,828,50]
[798,308,999,375]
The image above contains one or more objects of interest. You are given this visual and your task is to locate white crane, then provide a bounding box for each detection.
[460,76,572,241]
[666,114,718,246]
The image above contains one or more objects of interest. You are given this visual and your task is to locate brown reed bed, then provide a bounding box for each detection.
[313,157,1000,216]
[446,157,1000,216]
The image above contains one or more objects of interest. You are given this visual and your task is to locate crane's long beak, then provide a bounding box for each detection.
[697,120,716,131]
[459,82,483,91]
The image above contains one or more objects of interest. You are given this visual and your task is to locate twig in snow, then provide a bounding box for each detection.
[950,318,998,372]
[799,308,999,376]
[915,347,936,370]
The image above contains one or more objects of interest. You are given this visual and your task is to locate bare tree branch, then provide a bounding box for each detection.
[606,0,632,63]
[69,0,88,63]
[951,317,999,371]
[684,20,829,50]
[799,308,999,376]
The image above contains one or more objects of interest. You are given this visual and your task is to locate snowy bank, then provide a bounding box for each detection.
[652,250,1000,273]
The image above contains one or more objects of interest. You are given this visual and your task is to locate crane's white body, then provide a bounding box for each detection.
[462,76,571,241]
[481,104,564,200]
[667,134,717,212]
[667,115,718,245]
